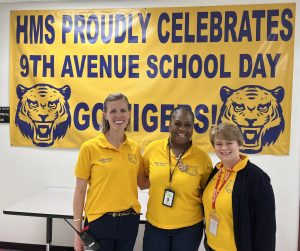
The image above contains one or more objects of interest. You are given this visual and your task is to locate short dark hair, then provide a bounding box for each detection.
[101,93,131,133]
[170,106,195,124]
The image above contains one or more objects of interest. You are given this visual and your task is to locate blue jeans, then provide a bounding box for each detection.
[143,221,203,251]
[87,213,140,251]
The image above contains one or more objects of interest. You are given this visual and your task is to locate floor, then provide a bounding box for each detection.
[0,250,22,251]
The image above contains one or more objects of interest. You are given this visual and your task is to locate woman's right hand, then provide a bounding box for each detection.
[73,178,87,251]
[74,233,84,251]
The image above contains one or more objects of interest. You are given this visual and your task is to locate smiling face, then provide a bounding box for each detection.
[103,98,130,132]
[214,137,241,168]
[169,109,193,148]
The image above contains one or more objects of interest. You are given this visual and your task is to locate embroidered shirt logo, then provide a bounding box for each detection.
[178,163,199,176]
[186,166,199,176]
[128,154,137,164]
[225,180,234,193]
[99,158,113,163]
[154,161,167,167]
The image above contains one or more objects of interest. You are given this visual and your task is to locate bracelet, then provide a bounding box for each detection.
[73,218,82,222]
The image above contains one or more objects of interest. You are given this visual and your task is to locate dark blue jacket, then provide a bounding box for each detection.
[205,160,276,251]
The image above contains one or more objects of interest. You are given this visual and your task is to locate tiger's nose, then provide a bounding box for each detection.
[245,118,257,126]
[38,114,48,121]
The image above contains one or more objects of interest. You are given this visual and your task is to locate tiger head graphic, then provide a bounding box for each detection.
[15,83,71,147]
[217,85,285,153]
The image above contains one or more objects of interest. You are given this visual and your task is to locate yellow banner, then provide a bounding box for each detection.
[10,3,295,155]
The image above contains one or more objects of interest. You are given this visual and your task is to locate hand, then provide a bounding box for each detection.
[74,234,84,251]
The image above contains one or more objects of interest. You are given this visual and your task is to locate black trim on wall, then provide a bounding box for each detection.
[0,242,73,251]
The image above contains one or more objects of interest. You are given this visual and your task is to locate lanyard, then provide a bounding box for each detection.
[168,140,191,184]
[211,166,233,209]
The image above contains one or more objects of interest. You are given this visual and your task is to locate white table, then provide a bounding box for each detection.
[3,187,148,251]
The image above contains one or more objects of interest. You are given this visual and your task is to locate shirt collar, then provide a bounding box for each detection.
[216,155,249,172]
[97,132,129,149]
[163,138,169,152]
[163,137,193,158]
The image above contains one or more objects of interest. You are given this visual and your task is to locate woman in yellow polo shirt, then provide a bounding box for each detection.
[202,123,276,251]
[73,93,146,251]
[142,106,212,251]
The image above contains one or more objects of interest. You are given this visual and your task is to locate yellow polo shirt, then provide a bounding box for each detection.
[202,155,248,251]
[75,132,142,222]
[143,138,212,229]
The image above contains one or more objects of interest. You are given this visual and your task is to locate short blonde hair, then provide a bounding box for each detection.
[210,123,244,146]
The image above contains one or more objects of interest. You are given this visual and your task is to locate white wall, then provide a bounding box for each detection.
[0,0,299,250]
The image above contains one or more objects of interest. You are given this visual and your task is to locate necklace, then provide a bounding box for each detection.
[168,139,191,172]
[177,159,188,172]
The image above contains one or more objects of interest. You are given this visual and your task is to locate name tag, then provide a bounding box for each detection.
[209,211,219,236]
[162,189,175,207]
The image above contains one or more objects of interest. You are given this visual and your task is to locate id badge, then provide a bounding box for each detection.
[162,188,175,207]
[209,211,219,236]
